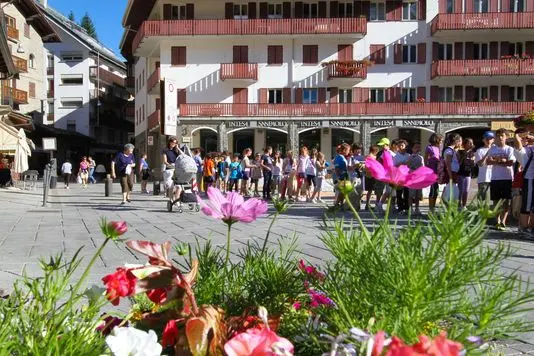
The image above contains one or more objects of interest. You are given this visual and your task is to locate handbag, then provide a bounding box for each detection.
[76,175,82,184]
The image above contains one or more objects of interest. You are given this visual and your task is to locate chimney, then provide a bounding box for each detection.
[42,0,48,8]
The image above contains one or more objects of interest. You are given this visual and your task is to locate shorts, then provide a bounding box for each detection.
[409,189,423,200]
[242,171,249,181]
[141,169,150,181]
[119,174,133,193]
[163,169,174,189]
[490,180,512,202]
[521,178,534,214]
[80,170,88,179]
[272,175,281,186]
[429,182,439,199]
[306,175,316,187]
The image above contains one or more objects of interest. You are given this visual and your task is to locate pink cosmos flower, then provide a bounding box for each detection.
[198,187,268,225]
[365,150,437,189]
[109,221,128,236]
[224,327,294,356]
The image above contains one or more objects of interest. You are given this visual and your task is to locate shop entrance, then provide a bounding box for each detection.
[199,129,218,155]
[233,129,254,156]
[447,127,490,148]
[299,129,321,152]
[331,128,356,155]
[265,130,287,153]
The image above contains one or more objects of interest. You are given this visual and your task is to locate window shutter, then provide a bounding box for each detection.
[353,88,369,103]
[438,0,447,12]
[465,42,474,60]
[386,1,396,21]
[233,46,241,63]
[295,2,303,18]
[186,4,194,19]
[417,86,426,101]
[283,88,292,103]
[465,0,473,12]
[490,0,498,11]
[225,3,234,19]
[248,2,257,18]
[330,1,339,17]
[394,43,403,64]
[312,46,318,63]
[417,43,426,64]
[338,44,353,61]
[526,41,534,56]
[177,89,186,105]
[528,1,534,11]
[163,4,172,19]
[454,86,463,101]
[395,1,402,20]
[259,2,268,18]
[259,88,268,103]
[283,2,291,18]
[329,87,338,103]
[295,88,303,103]
[370,44,385,64]
[267,46,274,64]
[527,85,534,101]
[454,42,463,59]
[276,46,283,64]
[318,88,327,103]
[501,0,510,11]
[386,87,400,102]
[303,46,309,64]
[500,41,510,56]
[430,86,439,101]
[490,86,498,101]
[179,47,187,65]
[465,86,475,101]
[489,42,498,59]
[361,1,371,20]
[454,0,462,12]
[417,0,426,20]
[29,82,35,98]
[319,1,327,17]
[501,86,510,102]
[432,42,439,61]
[171,47,179,65]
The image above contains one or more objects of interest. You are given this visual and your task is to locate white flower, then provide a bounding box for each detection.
[106,327,162,356]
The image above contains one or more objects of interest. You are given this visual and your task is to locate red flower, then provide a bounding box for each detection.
[427,332,463,356]
[101,267,137,306]
[162,319,179,348]
[147,288,168,304]
[372,331,387,356]
[298,260,325,281]
[109,221,128,236]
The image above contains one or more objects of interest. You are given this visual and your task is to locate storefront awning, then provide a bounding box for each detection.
[0,120,34,155]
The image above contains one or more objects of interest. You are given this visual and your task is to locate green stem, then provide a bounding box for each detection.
[261,212,279,255]
[343,194,366,230]
[225,222,233,273]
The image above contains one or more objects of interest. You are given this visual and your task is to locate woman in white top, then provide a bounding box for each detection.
[61,160,72,189]
[296,146,311,201]
[304,149,318,201]
[443,133,462,199]
[271,150,283,198]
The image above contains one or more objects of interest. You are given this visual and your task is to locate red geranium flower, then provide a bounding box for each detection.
[101,267,137,305]
[162,319,179,348]
[146,288,168,304]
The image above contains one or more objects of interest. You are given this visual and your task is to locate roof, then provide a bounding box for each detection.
[36,2,126,69]
[120,0,157,59]
[0,0,60,42]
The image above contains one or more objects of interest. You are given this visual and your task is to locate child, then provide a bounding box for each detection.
[407,143,424,215]
[334,143,351,208]
[364,145,379,210]
[280,151,295,201]
[217,155,227,192]
[203,154,215,193]
[251,153,263,197]
[311,151,327,204]
[228,155,241,192]
[271,150,283,198]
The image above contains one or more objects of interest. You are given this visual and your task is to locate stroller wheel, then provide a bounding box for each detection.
[195,204,200,212]
[178,207,183,213]
[167,201,173,212]
[188,204,194,210]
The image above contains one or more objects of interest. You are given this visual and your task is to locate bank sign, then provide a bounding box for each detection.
[161,78,178,136]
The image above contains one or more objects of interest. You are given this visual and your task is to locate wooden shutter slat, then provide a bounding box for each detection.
[276,46,283,64]
[432,42,439,61]
[186,4,194,19]
[318,88,327,103]
[489,42,498,59]
[417,43,426,64]
[319,1,327,17]
[501,86,510,102]
[295,88,303,103]
[353,88,369,103]
[454,0,462,12]
[259,88,268,103]
[259,2,268,18]
[163,4,172,19]
[490,0,498,11]
[225,2,234,19]
[454,86,463,101]
[417,0,426,20]
[394,43,402,64]
[502,0,510,12]
[283,88,292,103]
[465,0,473,12]
[430,86,439,101]
[454,42,463,59]
[439,0,447,12]
[329,87,338,103]
[249,2,257,19]
[283,2,291,18]
[330,1,339,17]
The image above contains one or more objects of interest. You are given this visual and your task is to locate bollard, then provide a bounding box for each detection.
[105,174,113,197]
[49,158,57,189]
[42,164,51,207]
[153,181,161,195]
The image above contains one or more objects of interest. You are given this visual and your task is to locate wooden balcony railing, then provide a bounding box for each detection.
[12,55,27,72]
[179,102,533,117]
[147,67,160,92]
[431,12,534,33]
[3,86,28,104]
[148,110,160,130]
[220,63,258,80]
[6,25,19,41]
[89,66,126,87]
[325,61,367,80]
[47,89,54,98]
[432,59,534,78]
[132,18,367,53]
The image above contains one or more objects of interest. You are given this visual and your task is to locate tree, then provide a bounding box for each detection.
[79,12,98,40]
[68,11,75,22]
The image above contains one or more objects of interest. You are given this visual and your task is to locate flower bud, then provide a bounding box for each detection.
[109,221,128,236]
[338,180,354,196]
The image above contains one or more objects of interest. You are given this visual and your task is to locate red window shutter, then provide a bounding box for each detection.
[489,42,498,59]
[295,2,303,18]
[338,45,353,61]
[465,0,473,12]
[319,1,327,17]
[430,86,439,101]
[249,2,257,19]
[386,1,396,21]
[283,88,292,103]
[268,46,283,65]
[501,42,510,56]
[527,0,534,11]
[386,87,398,102]
[318,88,327,103]
[526,42,534,56]
[329,87,338,103]
[454,0,462,12]
[267,46,274,65]
[259,88,268,103]
[465,86,475,101]
[502,0,510,12]
[394,43,403,64]
[171,47,179,65]
[490,0,498,11]
[171,47,186,65]
[225,3,234,19]
[432,42,439,61]
[186,4,195,19]
[395,1,402,20]
[163,4,172,19]
[179,47,186,65]
[330,1,339,17]
[454,86,463,101]
[527,85,534,101]
[177,89,186,105]
[156,98,161,110]
[312,45,318,63]
[303,45,318,64]
[360,1,370,20]
[465,42,474,60]
[259,2,268,18]
[295,88,303,103]
[454,42,463,59]
[417,0,426,20]
[438,0,447,13]
[501,86,510,102]
[353,88,369,103]
[276,46,283,64]
[417,43,426,64]
[417,86,425,101]
[303,46,310,64]
[283,2,291,18]
[370,44,385,64]
[489,86,499,102]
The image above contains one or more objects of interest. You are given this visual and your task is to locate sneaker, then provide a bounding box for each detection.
[66,186,70,190]
[311,198,318,204]
[120,201,126,205]
[318,198,325,204]
[496,223,507,231]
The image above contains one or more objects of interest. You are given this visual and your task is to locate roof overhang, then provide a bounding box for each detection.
[0,8,18,79]
[120,0,157,59]
[0,0,61,42]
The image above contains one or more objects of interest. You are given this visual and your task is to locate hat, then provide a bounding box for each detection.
[483,131,495,139]
[377,138,390,147]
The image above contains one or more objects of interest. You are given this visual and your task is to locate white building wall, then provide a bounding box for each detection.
[135,57,148,137]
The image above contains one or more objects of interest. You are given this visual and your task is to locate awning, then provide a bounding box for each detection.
[0,120,34,154]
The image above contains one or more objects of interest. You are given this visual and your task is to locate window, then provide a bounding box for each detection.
[438,44,453,60]
[303,45,318,64]
[402,88,416,103]
[47,54,54,69]
[439,87,454,102]
[268,89,282,103]
[303,89,318,103]
[171,5,187,20]
[474,87,489,101]
[402,1,417,20]
[29,82,35,98]
[510,0,525,12]
[47,79,53,92]
[338,2,354,17]
[473,0,489,13]
[67,120,76,132]
[171,46,186,66]
[508,42,524,56]
[142,69,145,87]
[370,1,386,21]
[61,52,83,62]
[370,89,385,103]
[60,97,83,109]
[267,46,283,65]
[29,54,35,68]
[509,86,524,101]
[47,102,54,119]
[339,89,352,103]
[234,4,248,19]
[61,74,83,85]
[268,3,283,18]
[446,0,454,13]
[142,105,145,122]
[473,43,489,60]
[303,3,319,18]
[5,15,15,28]
[24,23,30,38]
[402,45,417,63]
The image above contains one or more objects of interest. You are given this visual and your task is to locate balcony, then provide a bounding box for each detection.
[147,67,160,94]
[220,63,258,81]
[3,86,28,104]
[12,55,27,72]
[47,88,54,98]
[147,110,160,131]
[431,59,534,78]
[89,66,126,87]
[132,18,367,55]
[324,61,367,81]
[179,102,533,117]
[6,25,19,41]
[431,12,534,36]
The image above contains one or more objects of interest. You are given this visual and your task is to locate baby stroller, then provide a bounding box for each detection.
[166,145,201,213]
[167,181,200,213]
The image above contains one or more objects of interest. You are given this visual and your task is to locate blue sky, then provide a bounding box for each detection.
[48,0,128,55]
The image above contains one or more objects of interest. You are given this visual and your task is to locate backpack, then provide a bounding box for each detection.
[437,158,449,185]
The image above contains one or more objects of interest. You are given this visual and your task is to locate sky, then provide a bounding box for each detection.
[48,0,128,56]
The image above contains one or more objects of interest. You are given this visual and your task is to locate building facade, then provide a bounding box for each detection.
[121,0,532,166]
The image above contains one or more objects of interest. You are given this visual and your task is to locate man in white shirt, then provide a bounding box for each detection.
[475,131,494,202]
[514,129,534,235]
[61,160,72,189]
[485,128,516,230]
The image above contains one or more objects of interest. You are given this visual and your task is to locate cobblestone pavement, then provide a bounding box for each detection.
[1,182,534,353]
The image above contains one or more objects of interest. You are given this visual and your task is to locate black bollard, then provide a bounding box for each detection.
[105,174,113,197]
[153,181,161,195]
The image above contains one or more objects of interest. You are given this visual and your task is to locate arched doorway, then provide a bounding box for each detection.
[331,128,357,154]
[371,129,387,147]
[198,129,218,155]
[447,126,490,148]
[233,129,254,156]
[299,129,321,152]
[265,129,287,153]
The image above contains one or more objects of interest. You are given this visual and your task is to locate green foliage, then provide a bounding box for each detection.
[0,250,107,355]
[68,11,75,22]
[79,12,98,40]
[319,202,534,343]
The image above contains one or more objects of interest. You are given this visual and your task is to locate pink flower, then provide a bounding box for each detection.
[224,327,294,356]
[365,151,437,189]
[372,331,387,356]
[308,290,335,308]
[198,187,268,225]
[101,268,137,306]
[109,221,128,236]
[162,319,179,348]
[298,260,325,281]
[292,302,301,310]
